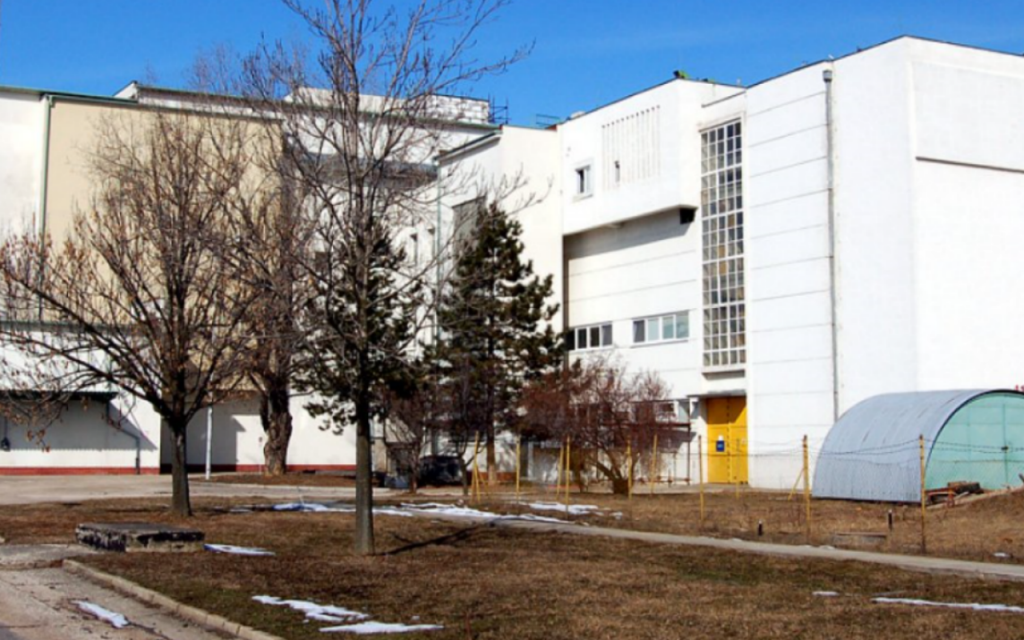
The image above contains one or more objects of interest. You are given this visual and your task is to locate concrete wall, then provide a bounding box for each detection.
[0,396,162,475]
[0,90,44,234]
[742,62,836,487]
[561,80,742,235]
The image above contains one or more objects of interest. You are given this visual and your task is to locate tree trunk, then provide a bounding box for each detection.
[261,384,293,477]
[353,396,375,556]
[169,419,192,517]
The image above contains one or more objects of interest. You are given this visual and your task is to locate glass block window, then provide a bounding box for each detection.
[566,322,613,351]
[701,121,746,368]
[633,312,689,344]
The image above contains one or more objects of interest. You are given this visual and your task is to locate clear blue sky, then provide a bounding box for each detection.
[1,1,1022,126]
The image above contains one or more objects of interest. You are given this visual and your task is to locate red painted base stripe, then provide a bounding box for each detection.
[0,467,160,476]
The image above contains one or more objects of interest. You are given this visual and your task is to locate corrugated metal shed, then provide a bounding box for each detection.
[813,390,1001,502]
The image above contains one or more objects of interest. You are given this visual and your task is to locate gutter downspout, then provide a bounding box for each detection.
[38,94,54,237]
[107,401,141,475]
[823,67,840,423]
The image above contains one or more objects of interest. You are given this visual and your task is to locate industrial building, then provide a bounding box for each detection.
[3,36,1024,490]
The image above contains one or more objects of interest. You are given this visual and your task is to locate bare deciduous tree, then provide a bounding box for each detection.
[523,357,674,495]
[0,109,269,516]
[240,0,528,555]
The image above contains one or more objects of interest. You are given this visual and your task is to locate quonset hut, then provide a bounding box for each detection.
[813,390,1024,502]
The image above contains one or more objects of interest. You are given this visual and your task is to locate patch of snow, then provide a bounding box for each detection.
[504,513,564,524]
[205,543,275,556]
[75,601,129,629]
[527,502,600,516]
[813,591,840,597]
[321,621,443,634]
[994,552,1011,559]
[274,502,337,512]
[272,503,413,517]
[873,597,1024,613]
[400,503,500,519]
[254,595,368,623]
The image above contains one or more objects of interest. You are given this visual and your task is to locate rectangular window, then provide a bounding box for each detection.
[701,120,746,368]
[575,165,592,197]
[567,322,613,351]
[633,312,690,344]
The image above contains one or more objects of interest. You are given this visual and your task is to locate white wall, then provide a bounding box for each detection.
[0,90,44,233]
[0,396,161,474]
[440,125,563,329]
[561,80,742,235]
[907,41,1024,391]
[742,62,836,487]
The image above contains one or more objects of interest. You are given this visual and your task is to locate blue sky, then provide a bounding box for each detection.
[1,1,1022,126]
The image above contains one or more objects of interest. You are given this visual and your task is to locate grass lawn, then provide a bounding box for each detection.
[7,497,1024,639]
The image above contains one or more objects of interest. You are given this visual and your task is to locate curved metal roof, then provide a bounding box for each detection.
[813,390,997,502]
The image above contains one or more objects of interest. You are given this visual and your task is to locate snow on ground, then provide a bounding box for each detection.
[75,601,129,628]
[813,591,840,597]
[253,596,367,623]
[873,597,1024,613]
[205,543,275,556]
[272,503,413,517]
[400,503,501,518]
[321,621,445,634]
[254,596,442,634]
[527,502,601,516]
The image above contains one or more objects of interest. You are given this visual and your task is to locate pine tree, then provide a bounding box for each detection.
[433,203,561,487]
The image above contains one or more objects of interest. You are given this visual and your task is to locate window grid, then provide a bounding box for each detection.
[701,121,746,368]
[633,311,690,345]
[566,322,613,351]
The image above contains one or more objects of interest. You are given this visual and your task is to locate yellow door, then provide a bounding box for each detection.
[707,397,748,484]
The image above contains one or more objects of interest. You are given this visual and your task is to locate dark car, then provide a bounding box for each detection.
[417,455,463,486]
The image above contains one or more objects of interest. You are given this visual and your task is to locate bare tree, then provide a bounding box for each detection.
[241,0,527,555]
[523,357,674,495]
[0,108,269,516]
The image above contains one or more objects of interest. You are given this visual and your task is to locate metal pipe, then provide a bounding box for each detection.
[106,401,140,475]
[823,67,840,422]
[38,94,53,237]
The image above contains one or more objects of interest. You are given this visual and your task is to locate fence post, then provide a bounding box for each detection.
[803,434,811,541]
[627,440,633,501]
[698,435,705,528]
[556,441,565,498]
[471,431,481,503]
[565,436,572,513]
[650,434,658,496]
[515,432,522,502]
[919,434,927,554]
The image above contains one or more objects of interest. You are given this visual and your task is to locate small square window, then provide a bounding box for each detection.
[575,165,592,197]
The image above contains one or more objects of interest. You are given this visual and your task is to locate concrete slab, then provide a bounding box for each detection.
[75,523,204,553]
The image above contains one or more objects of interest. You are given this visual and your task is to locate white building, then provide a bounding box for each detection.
[4,36,1024,486]
[0,82,493,476]
[441,36,1024,488]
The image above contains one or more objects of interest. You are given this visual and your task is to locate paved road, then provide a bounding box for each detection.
[0,545,227,640]
[0,474,375,507]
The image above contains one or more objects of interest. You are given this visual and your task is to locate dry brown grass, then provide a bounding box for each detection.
[7,497,1024,638]
[202,473,355,487]
[452,488,1024,564]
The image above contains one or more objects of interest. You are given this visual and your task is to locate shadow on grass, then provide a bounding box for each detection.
[384,524,484,556]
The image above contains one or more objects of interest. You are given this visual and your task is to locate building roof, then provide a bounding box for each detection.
[812,389,1014,502]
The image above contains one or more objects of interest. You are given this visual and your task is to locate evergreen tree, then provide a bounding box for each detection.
[433,203,561,487]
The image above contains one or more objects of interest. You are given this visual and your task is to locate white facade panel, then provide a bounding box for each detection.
[0,91,43,233]
[912,160,1024,391]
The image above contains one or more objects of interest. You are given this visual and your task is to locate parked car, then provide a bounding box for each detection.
[417,455,463,486]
